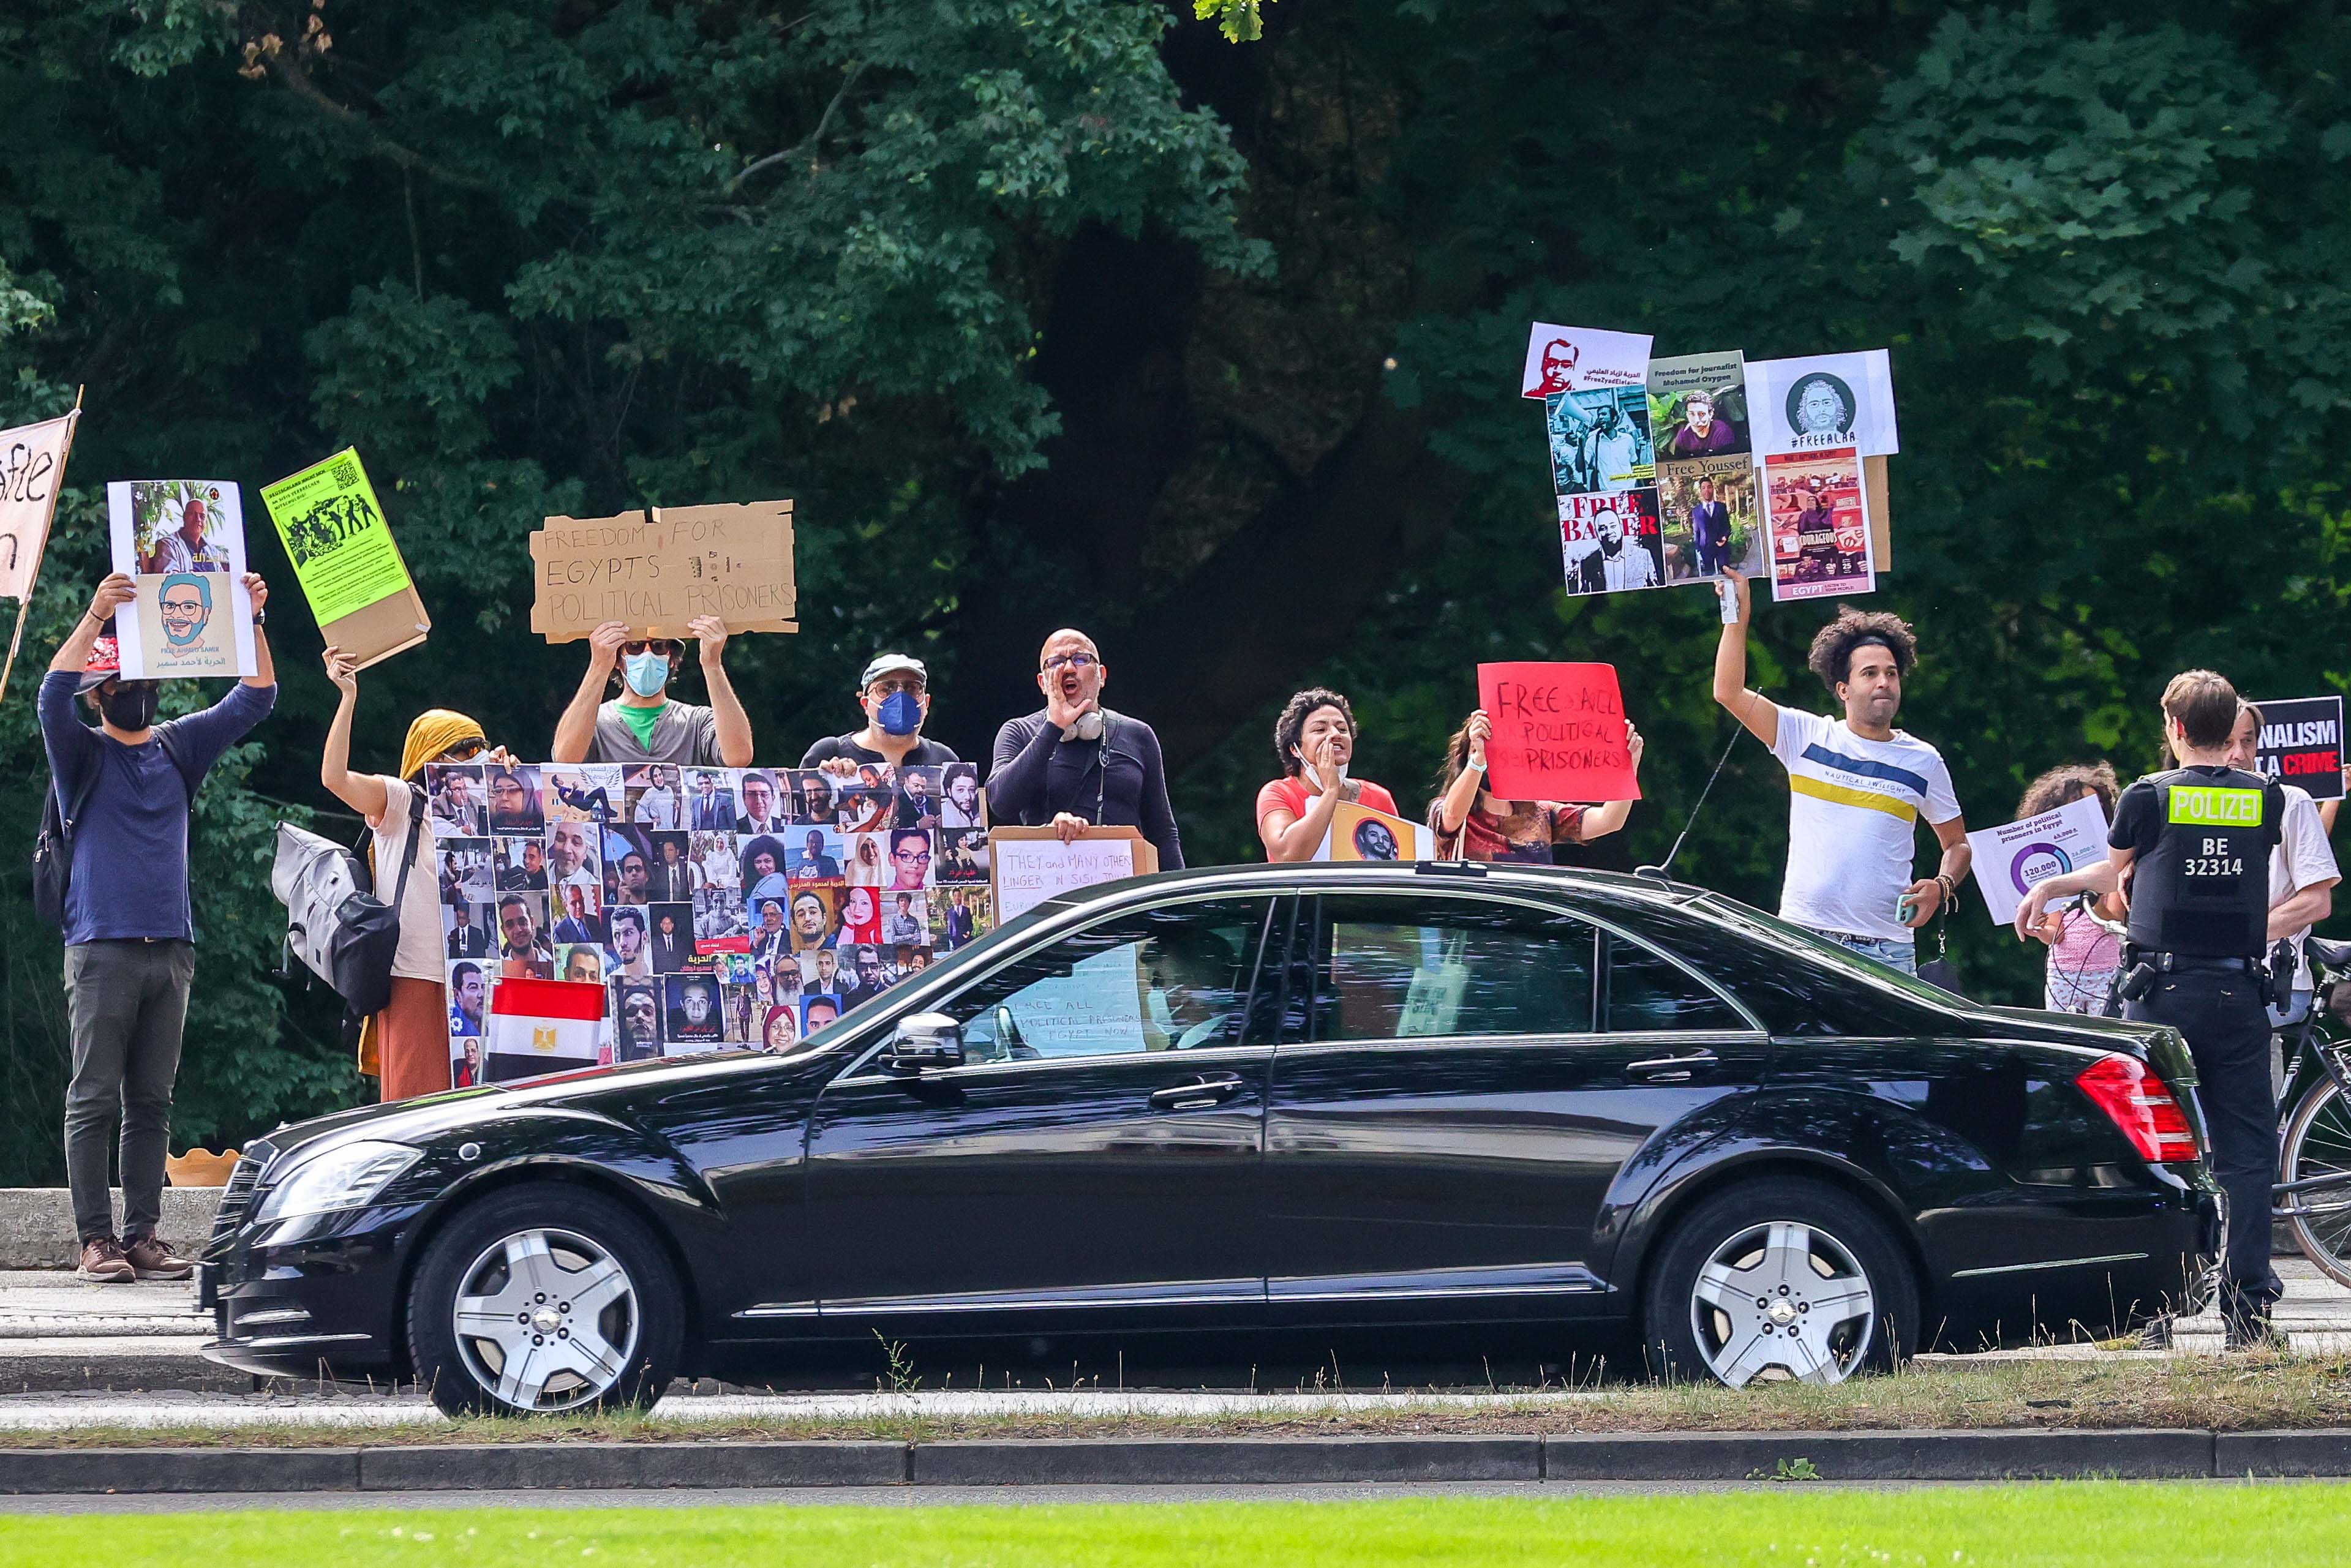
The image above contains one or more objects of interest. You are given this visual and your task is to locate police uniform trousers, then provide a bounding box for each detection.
[2126,964,2281,1322]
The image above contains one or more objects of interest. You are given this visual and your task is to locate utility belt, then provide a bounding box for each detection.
[2117,944,2278,1007]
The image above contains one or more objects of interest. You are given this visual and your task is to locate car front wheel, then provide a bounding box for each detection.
[407,1183,683,1417]
[1642,1177,1916,1388]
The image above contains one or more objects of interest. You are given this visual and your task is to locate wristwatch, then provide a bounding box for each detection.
[251,607,267,628]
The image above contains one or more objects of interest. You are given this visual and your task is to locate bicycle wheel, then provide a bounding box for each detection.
[2281,1076,2351,1289]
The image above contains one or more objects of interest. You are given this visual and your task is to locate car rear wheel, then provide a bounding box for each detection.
[1642,1177,1916,1388]
[407,1184,683,1418]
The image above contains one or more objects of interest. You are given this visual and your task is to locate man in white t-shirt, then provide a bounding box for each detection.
[1712,569,1971,975]
[2224,703,2340,1024]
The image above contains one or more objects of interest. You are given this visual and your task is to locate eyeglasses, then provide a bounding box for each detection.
[622,640,682,658]
[1041,652,1099,672]
[867,678,925,697]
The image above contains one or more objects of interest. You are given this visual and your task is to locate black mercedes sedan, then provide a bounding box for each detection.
[201,863,2220,1416]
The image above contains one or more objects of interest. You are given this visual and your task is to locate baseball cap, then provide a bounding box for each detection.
[859,653,927,690]
[76,636,122,694]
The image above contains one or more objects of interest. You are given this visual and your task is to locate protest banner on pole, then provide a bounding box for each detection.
[2251,696,2345,801]
[530,501,797,641]
[1475,661,1641,803]
[1964,794,2111,927]
[105,481,258,680]
[260,449,432,668]
[988,825,1158,925]
[0,402,80,704]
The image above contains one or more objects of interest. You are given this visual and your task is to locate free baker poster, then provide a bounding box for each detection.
[105,481,258,679]
[1965,793,2110,927]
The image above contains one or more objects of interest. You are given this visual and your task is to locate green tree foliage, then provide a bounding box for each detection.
[0,0,2344,1177]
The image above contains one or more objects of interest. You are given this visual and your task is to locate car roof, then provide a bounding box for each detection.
[1026,860,1698,921]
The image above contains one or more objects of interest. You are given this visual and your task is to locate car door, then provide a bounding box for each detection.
[805,893,1284,1334]
[1262,891,1768,1327]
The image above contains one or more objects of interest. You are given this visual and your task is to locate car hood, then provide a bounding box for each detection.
[250,1048,787,1168]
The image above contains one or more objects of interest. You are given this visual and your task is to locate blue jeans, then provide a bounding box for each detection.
[1810,929,1917,977]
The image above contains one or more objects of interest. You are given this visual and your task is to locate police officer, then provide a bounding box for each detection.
[2017,670,2285,1346]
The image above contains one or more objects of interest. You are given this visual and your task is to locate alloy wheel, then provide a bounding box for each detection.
[1688,1219,1876,1386]
[451,1227,641,1412]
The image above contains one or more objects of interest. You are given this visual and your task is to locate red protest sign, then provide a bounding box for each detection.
[1476,662,1640,802]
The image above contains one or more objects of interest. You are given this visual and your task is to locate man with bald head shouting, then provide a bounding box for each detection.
[987,629,1183,869]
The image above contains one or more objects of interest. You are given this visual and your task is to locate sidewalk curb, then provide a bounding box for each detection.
[10,1430,2351,1493]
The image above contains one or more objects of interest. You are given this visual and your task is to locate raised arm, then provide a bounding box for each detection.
[1434,711,1491,837]
[50,573,132,675]
[986,715,1056,823]
[691,615,754,767]
[1570,721,1644,841]
[1711,569,1778,748]
[242,574,275,689]
[551,621,628,763]
[319,647,390,819]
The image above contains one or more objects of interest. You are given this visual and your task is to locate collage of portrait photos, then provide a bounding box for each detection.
[1523,325,1899,604]
[427,759,996,1084]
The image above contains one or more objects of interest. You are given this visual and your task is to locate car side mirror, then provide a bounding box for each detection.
[885,1012,964,1073]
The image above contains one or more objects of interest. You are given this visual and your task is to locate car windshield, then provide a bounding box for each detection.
[1691,893,1967,1011]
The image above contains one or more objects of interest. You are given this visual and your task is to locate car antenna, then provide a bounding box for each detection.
[1638,721,1750,883]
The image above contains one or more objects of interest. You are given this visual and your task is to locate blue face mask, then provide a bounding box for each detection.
[876,689,924,736]
[623,651,671,699]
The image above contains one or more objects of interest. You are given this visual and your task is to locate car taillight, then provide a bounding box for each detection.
[2075,1053,2200,1163]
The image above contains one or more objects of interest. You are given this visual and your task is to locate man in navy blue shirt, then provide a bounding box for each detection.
[40,571,276,1283]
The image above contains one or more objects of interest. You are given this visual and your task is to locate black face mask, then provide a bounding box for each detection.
[97,681,159,731]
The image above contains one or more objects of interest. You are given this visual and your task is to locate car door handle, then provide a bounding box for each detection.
[1149,1074,1246,1112]
[1625,1051,1720,1083]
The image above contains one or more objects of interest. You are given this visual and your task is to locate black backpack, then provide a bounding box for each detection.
[34,727,192,931]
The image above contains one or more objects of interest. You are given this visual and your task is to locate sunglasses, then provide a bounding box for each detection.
[438,739,487,762]
[622,640,683,658]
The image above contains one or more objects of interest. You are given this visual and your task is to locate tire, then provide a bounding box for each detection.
[1641,1177,1916,1388]
[406,1182,683,1418]
[2281,1078,2351,1289]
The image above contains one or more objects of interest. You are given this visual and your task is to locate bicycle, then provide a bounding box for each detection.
[2065,902,2351,1288]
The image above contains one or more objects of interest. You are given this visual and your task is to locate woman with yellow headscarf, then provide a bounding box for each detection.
[320,646,504,1101]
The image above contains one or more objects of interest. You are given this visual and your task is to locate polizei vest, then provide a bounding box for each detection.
[2124,766,2281,959]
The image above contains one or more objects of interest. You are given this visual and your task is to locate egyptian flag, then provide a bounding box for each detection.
[486,977,606,1083]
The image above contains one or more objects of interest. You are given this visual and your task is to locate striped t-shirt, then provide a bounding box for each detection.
[1768,707,1962,943]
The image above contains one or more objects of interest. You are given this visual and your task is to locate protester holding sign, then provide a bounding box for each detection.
[802,653,960,775]
[1427,708,1645,861]
[319,648,508,1101]
[2225,702,2341,1022]
[2011,763,2125,1016]
[1257,688,1401,863]
[549,617,752,768]
[41,572,276,1284]
[1712,569,1969,975]
[988,628,1184,868]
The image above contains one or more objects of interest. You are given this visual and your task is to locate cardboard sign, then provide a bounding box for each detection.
[1965,794,2111,926]
[1476,662,1641,803]
[988,825,1159,925]
[1521,323,1653,399]
[530,501,798,642]
[260,449,431,668]
[2253,696,2346,801]
[105,481,258,679]
[1318,800,1432,862]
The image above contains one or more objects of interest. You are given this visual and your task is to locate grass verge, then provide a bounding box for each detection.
[3,1351,2348,1447]
[2,1485,2350,1566]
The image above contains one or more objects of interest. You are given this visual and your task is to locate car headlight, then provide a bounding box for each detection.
[252,1141,423,1225]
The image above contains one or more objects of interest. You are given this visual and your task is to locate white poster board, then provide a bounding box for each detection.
[1966,794,2112,927]
[1520,322,1653,399]
[1744,350,1900,457]
[105,480,257,679]
[989,827,1160,925]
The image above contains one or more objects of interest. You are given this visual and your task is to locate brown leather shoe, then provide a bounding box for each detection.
[122,1234,195,1281]
[77,1236,134,1283]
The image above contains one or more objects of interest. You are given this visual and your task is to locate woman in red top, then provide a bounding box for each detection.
[1257,688,1401,862]
[1426,708,1644,862]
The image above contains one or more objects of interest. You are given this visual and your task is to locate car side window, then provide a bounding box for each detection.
[1606,932,1745,1032]
[1310,895,1596,1042]
[938,897,1274,1065]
